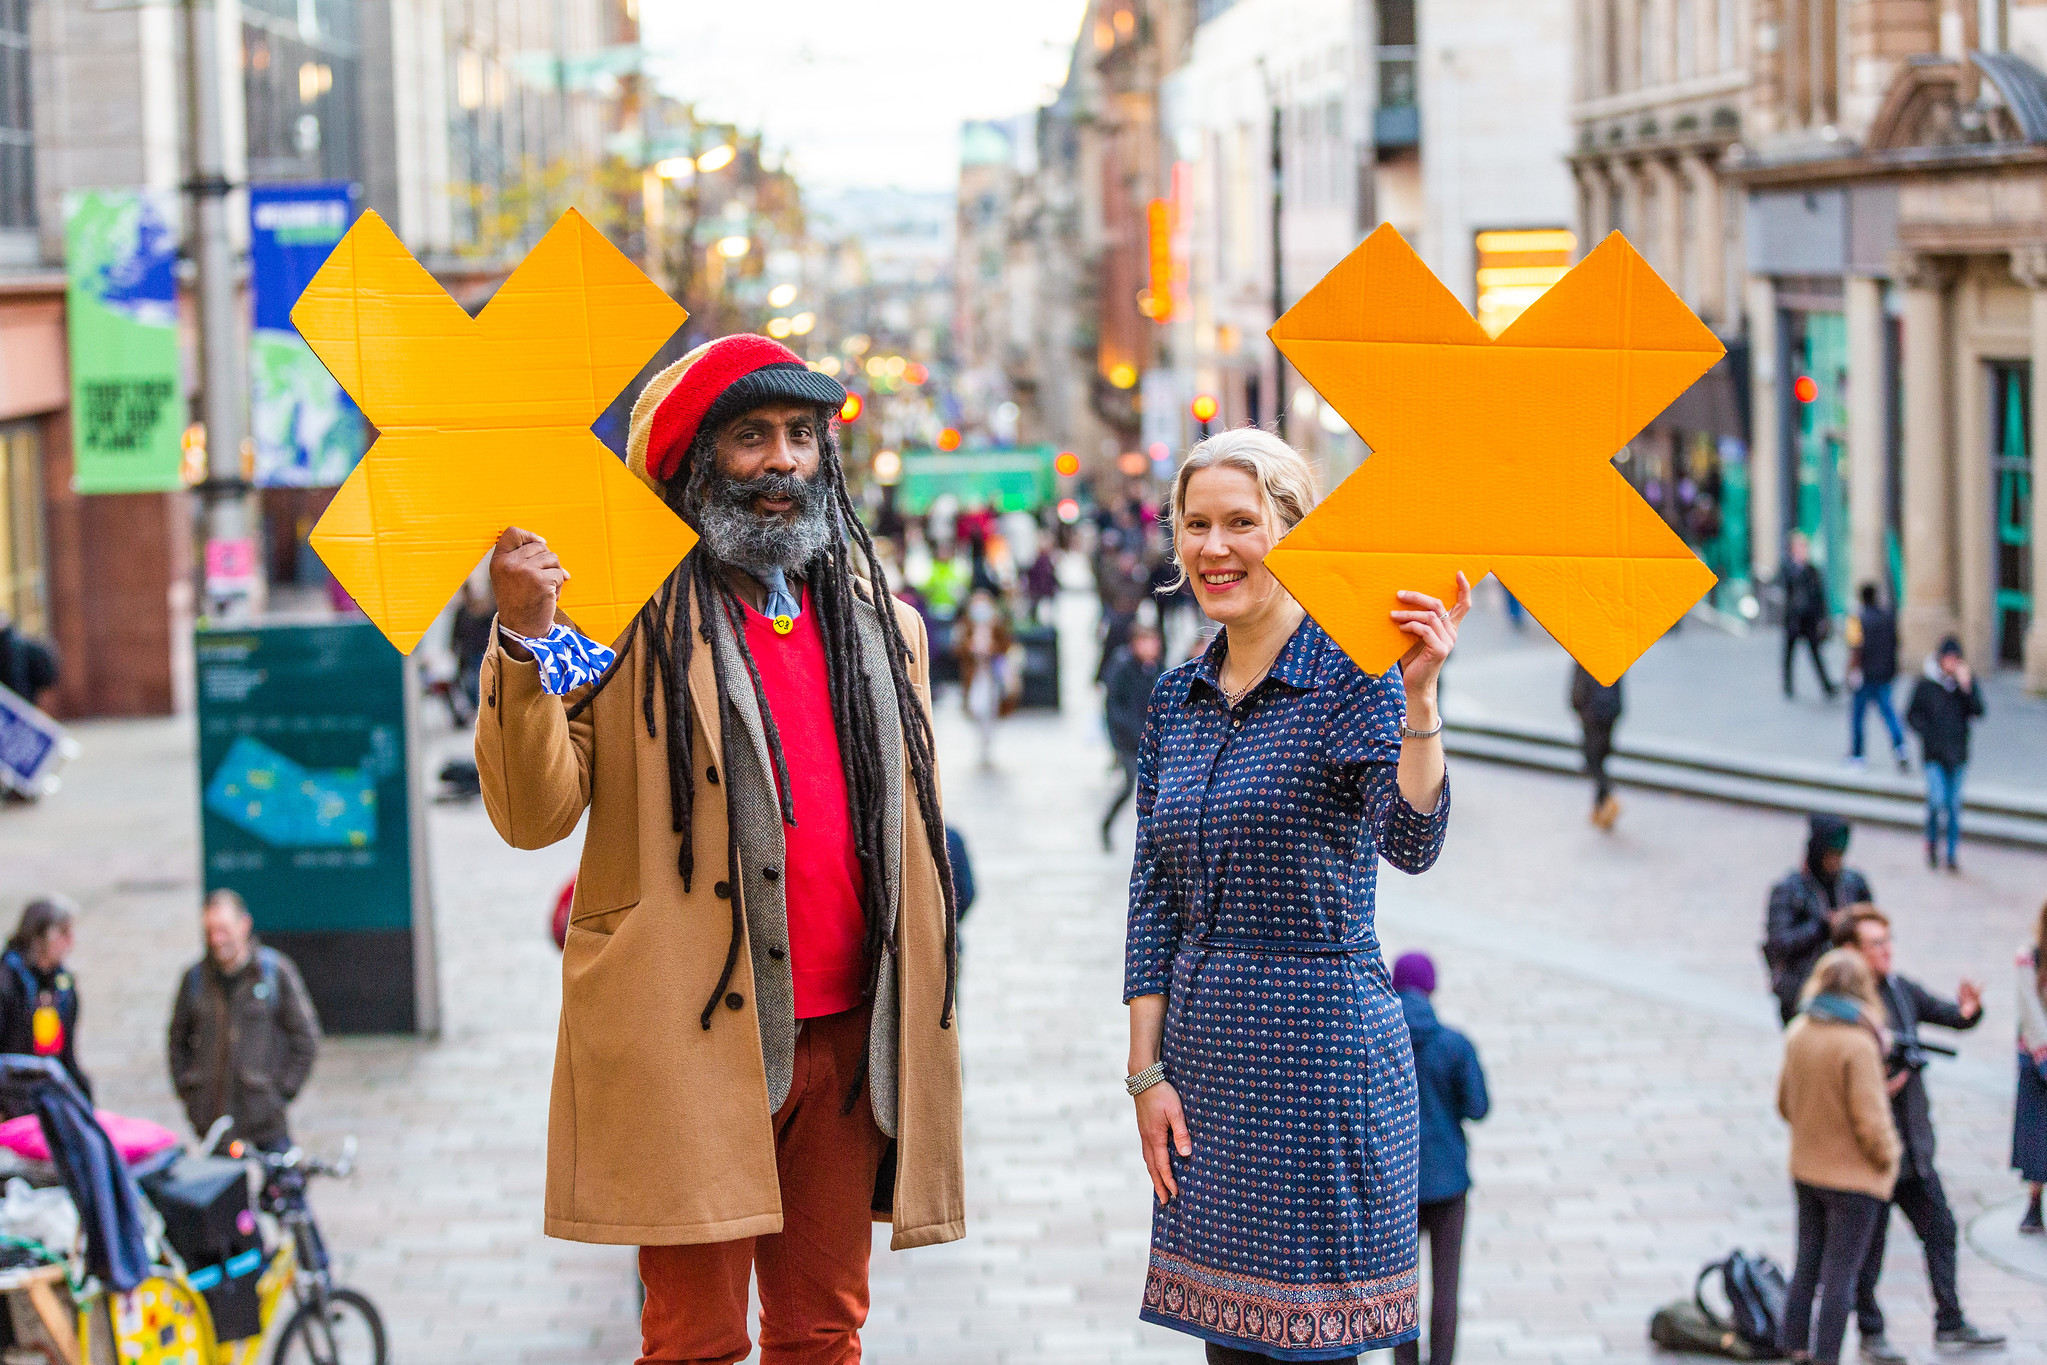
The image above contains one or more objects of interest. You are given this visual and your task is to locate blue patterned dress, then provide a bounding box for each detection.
[1124,617,1451,1361]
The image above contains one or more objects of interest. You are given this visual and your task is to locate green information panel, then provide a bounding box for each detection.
[195,620,437,1034]
[898,446,1055,513]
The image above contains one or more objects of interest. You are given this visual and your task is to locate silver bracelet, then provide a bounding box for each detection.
[1401,719,1443,740]
[1125,1060,1167,1097]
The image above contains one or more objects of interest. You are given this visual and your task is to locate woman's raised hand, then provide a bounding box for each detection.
[1393,571,1473,698]
[1135,1082,1192,1204]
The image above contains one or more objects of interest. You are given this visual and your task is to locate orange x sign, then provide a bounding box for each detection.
[300,209,695,653]
[1267,226,1722,685]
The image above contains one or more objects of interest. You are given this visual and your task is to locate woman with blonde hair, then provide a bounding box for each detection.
[1123,429,1469,1362]
[2013,901,2047,1234]
[1777,948,1901,1365]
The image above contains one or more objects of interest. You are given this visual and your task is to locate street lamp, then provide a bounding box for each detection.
[767,282,797,308]
[654,156,695,180]
[716,235,749,258]
[789,311,815,336]
[694,143,736,173]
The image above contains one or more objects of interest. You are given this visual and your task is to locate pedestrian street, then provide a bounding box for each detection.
[6,598,2045,1362]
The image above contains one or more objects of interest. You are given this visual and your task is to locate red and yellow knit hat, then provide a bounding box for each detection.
[626,334,847,493]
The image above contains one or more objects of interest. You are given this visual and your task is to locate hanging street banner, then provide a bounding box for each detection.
[62,190,184,494]
[249,182,367,487]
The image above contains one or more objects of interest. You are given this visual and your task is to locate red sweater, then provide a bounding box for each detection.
[740,590,868,1018]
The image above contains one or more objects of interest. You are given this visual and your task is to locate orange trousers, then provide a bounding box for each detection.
[637,1006,890,1365]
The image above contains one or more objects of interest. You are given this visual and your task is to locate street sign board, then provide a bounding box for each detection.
[0,684,74,797]
[249,183,367,487]
[194,620,438,1035]
[62,190,185,494]
[897,445,1055,514]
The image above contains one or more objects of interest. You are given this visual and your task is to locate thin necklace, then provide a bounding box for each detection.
[1219,637,1286,707]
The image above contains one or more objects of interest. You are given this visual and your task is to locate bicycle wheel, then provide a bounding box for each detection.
[275,1288,388,1365]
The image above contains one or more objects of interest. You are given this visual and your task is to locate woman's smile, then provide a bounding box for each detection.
[1199,569,1247,593]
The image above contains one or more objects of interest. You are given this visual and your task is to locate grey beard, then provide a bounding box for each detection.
[687,464,838,574]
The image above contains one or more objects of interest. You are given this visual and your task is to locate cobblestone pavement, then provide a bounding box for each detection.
[5,593,2045,1363]
[1444,585,2047,795]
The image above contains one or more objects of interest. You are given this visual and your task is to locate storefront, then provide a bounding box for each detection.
[1734,51,2047,688]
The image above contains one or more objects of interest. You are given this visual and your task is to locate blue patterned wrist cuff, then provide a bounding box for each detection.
[508,623,616,695]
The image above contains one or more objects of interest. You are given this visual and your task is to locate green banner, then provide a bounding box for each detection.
[898,445,1056,514]
[196,621,414,934]
[63,190,185,493]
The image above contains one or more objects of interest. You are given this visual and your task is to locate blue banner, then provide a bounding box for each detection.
[249,183,366,487]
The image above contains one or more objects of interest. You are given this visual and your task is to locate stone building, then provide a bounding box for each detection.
[1569,0,1755,617]
[1729,0,2047,686]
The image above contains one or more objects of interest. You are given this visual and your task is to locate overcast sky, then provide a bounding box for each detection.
[641,1,1088,193]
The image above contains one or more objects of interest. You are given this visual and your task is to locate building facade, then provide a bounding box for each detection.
[1731,0,2047,686]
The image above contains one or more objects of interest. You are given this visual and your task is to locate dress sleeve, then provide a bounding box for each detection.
[1335,667,1450,874]
[1123,682,1182,1001]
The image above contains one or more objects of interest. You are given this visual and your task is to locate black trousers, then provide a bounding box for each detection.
[1393,1193,1468,1365]
[1783,626,1834,696]
[1855,1169,1964,1336]
[1783,1182,1886,1363]
[1103,748,1139,832]
[1206,1347,1354,1365]
[1581,720,1615,806]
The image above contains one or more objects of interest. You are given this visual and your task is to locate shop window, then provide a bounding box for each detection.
[0,0,32,232]
[0,422,47,636]
[1990,362,2032,666]
[1791,311,1850,613]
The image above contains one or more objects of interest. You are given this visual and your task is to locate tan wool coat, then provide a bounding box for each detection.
[473,588,965,1250]
[1776,1013,1902,1201]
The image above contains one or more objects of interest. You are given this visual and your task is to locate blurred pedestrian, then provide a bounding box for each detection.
[1569,664,1624,830]
[1392,952,1489,1365]
[1763,815,1874,1025]
[0,611,59,709]
[167,890,321,1152]
[1124,429,1465,1362]
[957,589,1015,767]
[1904,637,1984,873]
[2014,901,2047,1236]
[1101,612,1164,850]
[1844,583,1906,770]
[449,578,495,721]
[1780,533,1836,698]
[1830,906,2003,1359]
[1776,949,1900,1365]
[1024,543,1060,625]
[1501,586,1525,631]
[0,896,90,1114]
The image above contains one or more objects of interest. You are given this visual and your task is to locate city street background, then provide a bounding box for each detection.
[7,593,2045,1363]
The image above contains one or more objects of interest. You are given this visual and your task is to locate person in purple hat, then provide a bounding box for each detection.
[1392,952,1490,1365]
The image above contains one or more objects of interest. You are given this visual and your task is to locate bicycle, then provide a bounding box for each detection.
[249,1139,387,1365]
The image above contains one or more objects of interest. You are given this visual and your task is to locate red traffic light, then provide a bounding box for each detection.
[936,427,962,452]
[1191,394,1218,423]
[1054,450,1081,477]
[1793,375,1818,404]
[839,393,863,422]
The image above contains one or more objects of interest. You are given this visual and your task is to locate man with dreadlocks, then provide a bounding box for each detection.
[474,334,963,1363]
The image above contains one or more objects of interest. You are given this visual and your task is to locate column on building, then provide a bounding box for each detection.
[1645,155,1684,288]
[1747,275,1784,588]
[1894,254,1961,659]
[1682,150,1724,327]
[2014,245,2047,692]
[1844,271,1888,597]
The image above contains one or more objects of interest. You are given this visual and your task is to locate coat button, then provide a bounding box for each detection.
[762,866,780,881]
[767,947,785,961]
[706,765,719,784]
[715,881,732,899]
[725,992,744,1010]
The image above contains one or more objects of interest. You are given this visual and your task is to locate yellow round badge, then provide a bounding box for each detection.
[772,614,795,636]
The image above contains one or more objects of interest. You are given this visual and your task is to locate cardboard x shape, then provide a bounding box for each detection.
[301,209,695,653]
[1267,226,1722,685]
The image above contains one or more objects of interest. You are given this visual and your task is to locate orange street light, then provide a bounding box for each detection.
[1191,394,1218,423]
[1054,450,1081,477]
[936,427,962,452]
[839,393,863,422]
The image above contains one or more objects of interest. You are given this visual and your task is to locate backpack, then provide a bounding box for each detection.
[1693,1251,1788,1358]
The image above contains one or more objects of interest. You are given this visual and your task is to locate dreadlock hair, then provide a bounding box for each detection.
[569,410,959,1049]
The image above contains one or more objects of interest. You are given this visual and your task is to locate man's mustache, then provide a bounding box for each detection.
[714,469,816,508]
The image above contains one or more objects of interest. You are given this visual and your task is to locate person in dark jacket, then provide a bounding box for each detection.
[0,897,91,1113]
[0,611,59,709]
[1845,583,1906,770]
[1569,663,1624,830]
[166,889,321,1151]
[1764,814,1874,1025]
[1904,636,1984,873]
[448,579,496,720]
[1779,533,1836,698]
[1832,907,2005,1359]
[1392,952,1490,1365]
[1099,614,1163,850]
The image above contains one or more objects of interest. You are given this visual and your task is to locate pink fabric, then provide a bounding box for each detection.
[0,1111,180,1163]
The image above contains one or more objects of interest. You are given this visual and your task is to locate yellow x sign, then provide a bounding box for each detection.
[300,209,694,653]
[1267,226,1721,685]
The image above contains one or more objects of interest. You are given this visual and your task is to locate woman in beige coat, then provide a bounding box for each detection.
[1776,949,1902,1364]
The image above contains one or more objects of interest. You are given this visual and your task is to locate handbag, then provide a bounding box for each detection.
[1649,1299,1768,1359]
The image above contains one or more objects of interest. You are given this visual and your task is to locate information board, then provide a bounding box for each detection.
[62,190,185,493]
[249,183,367,487]
[194,620,437,1034]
